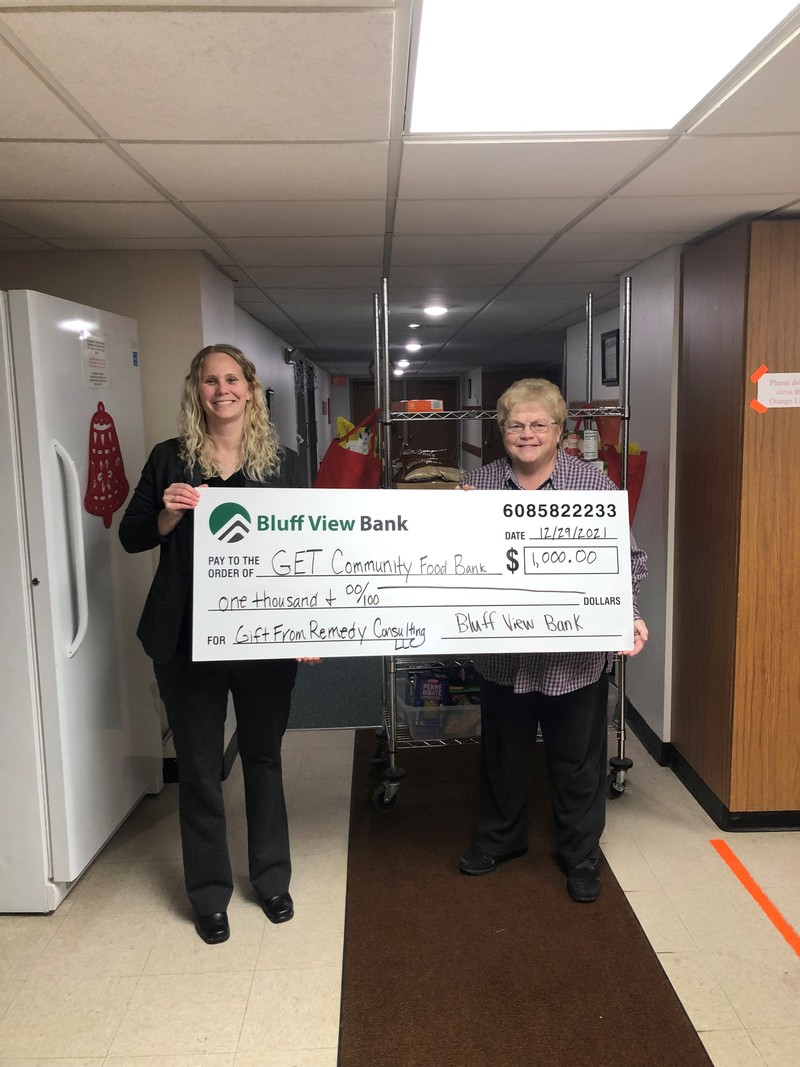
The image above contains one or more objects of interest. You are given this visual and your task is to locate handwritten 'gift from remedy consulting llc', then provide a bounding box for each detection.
[192,487,634,661]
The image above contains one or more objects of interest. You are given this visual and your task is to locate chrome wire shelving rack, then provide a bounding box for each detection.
[368,279,635,812]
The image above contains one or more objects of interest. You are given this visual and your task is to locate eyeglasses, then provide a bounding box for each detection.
[503,420,559,435]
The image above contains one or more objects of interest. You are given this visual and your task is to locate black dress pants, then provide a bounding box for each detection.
[474,672,608,869]
[154,655,298,916]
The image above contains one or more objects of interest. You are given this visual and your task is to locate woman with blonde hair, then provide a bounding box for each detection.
[121,344,316,944]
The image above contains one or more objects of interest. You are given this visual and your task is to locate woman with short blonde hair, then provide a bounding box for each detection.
[496,377,567,430]
[457,377,648,903]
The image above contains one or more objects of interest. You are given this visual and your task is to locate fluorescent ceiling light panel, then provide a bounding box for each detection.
[410,0,798,132]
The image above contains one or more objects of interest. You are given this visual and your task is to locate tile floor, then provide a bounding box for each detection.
[1,726,799,1066]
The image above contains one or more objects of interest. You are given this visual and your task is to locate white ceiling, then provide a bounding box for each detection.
[1,0,800,378]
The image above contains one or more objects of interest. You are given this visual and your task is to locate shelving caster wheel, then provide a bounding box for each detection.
[370,766,406,814]
[371,783,399,813]
[607,755,633,800]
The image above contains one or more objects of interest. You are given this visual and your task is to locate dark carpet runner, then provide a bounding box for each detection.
[339,729,712,1067]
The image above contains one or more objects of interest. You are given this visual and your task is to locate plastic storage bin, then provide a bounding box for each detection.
[395,691,481,740]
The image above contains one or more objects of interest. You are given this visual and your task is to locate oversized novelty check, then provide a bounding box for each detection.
[192,487,634,660]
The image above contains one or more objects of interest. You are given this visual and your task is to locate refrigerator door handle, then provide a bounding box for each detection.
[52,438,89,659]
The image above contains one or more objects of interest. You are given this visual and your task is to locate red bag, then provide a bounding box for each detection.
[314,410,382,489]
[594,415,622,449]
[602,445,647,524]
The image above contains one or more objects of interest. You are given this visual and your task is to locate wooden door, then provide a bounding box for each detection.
[350,376,459,461]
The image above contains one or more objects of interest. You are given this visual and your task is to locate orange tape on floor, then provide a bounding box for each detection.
[711,839,800,957]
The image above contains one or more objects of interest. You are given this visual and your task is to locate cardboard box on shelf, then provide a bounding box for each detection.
[406,670,449,707]
[390,399,444,412]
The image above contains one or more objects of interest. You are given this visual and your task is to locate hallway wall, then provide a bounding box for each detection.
[565,248,682,744]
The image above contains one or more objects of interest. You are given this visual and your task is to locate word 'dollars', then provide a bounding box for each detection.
[257,513,409,532]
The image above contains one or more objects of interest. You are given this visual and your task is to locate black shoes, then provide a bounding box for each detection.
[459,848,601,902]
[261,891,294,924]
[193,893,294,941]
[194,911,230,945]
[566,859,601,903]
[458,848,527,875]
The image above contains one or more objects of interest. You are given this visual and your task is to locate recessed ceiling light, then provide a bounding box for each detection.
[393,367,404,376]
[405,342,422,352]
[423,305,448,317]
[397,359,410,367]
[410,0,798,133]
[407,322,421,329]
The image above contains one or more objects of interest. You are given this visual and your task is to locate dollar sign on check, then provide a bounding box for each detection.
[506,547,519,573]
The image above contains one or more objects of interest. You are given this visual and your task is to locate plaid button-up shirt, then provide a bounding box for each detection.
[462,450,648,696]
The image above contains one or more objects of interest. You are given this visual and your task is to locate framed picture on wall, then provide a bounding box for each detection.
[601,330,620,386]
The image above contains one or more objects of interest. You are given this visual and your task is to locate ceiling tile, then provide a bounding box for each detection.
[768,200,800,217]
[51,237,235,263]
[304,337,375,358]
[0,201,205,239]
[692,35,800,136]
[223,235,383,266]
[0,1,391,6]
[540,232,695,262]
[388,264,522,287]
[476,301,587,330]
[239,305,298,328]
[390,234,551,265]
[515,261,634,285]
[572,194,799,232]
[267,306,376,329]
[247,266,382,288]
[393,198,594,235]
[504,282,617,304]
[399,139,668,199]
[620,135,800,196]
[389,285,500,307]
[188,201,385,237]
[1,5,798,380]
[236,301,289,313]
[0,220,24,237]
[0,237,54,250]
[231,286,267,302]
[5,10,394,140]
[258,286,380,303]
[124,143,389,201]
[0,143,161,200]
[0,40,93,138]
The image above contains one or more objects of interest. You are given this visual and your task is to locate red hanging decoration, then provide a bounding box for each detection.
[84,402,129,528]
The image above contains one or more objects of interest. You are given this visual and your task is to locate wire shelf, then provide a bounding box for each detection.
[384,406,626,421]
[383,409,497,422]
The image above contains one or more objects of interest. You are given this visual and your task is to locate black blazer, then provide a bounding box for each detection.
[119,438,302,664]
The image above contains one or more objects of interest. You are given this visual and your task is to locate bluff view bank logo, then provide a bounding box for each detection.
[209,502,251,543]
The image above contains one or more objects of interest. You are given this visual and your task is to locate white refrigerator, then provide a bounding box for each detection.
[0,289,163,913]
